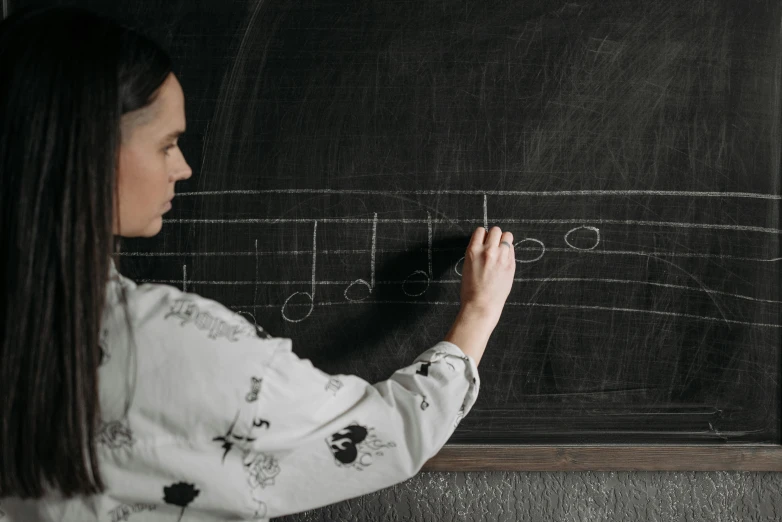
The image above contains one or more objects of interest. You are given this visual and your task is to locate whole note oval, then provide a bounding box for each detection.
[344,279,372,302]
[237,311,258,327]
[564,226,600,251]
[514,238,545,263]
[453,256,465,276]
[402,270,430,297]
[281,291,314,323]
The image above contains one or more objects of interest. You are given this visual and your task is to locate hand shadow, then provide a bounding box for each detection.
[307,234,469,368]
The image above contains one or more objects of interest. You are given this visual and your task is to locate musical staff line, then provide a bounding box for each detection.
[177,188,782,200]
[119,248,782,263]
[164,217,782,234]
[139,277,782,305]
[226,301,782,329]
[143,190,782,329]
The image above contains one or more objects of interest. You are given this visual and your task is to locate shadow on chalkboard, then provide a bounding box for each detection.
[309,234,468,368]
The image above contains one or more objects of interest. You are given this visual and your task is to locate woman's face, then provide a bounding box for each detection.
[115,73,192,237]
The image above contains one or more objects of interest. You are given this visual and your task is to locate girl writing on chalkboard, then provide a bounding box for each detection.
[0,6,515,521]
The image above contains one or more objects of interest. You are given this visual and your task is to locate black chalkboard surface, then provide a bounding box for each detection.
[15,0,782,448]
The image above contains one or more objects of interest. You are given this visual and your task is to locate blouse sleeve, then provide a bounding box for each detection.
[252,338,479,518]
[96,278,479,521]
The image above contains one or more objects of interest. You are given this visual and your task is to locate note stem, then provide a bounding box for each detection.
[310,220,317,298]
[370,212,377,290]
[281,220,317,322]
[427,211,433,279]
[344,213,376,302]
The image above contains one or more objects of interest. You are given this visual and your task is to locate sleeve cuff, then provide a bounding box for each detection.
[415,341,481,423]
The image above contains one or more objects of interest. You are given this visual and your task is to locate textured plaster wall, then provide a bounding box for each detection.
[278,471,781,521]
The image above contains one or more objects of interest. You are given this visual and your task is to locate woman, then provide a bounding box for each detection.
[0,6,515,521]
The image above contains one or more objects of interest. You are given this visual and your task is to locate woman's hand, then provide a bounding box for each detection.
[459,226,516,326]
[444,226,516,365]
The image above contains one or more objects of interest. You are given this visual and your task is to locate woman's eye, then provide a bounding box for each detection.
[163,144,177,155]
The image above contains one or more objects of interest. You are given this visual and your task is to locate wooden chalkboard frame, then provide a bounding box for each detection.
[424,445,782,471]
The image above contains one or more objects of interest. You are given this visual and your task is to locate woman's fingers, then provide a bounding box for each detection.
[470,226,487,249]
[469,226,515,263]
[500,230,514,261]
[499,230,514,246]
[485,226,503,247]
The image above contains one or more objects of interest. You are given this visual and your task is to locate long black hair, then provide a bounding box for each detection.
[0,6,171,498]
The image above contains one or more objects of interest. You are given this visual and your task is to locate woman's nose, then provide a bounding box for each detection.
[179,163,193,180]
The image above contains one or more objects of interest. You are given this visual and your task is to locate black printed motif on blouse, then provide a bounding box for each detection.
[98,420,134,450]
[432,351,458,371]
[165,298,256,342]
[325,377,343,395]
[108,503,156,522]
[213,411,271,463]
[246,377,262,402]
[162,482,199,522]
[454,405,466,428]
[98,327,110,366]
[327,423,396,471]
[242,449,279,518]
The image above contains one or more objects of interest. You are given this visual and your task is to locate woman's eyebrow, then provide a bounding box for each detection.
[162,129,185,141]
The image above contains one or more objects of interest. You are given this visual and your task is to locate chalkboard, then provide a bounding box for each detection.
[15,0,782,463]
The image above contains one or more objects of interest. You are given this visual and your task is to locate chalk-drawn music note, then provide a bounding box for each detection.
[514,238,546,263]
[454,195,490,275]
[403,212,433,297]
[564,225,600,250]
[454,236,548,272]
[281,221,317,322]
[344,213,378,302]
[136,188,782,330]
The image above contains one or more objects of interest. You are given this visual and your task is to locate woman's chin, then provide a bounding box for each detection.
[119,217,163,238]
[144,217,164,237]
